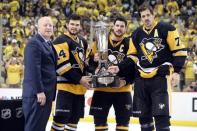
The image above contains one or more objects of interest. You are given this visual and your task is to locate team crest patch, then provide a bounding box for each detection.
[140,38,163,63]
[125,104,132,110]
[159,103,165,110]
[72,47,85,71]
[107,49,125,66]
[1,108,11,119]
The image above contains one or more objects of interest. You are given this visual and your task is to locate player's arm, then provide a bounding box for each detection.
[167,25,187,73]
[54,39,82,84]
[116,37,136,84]
[117,37,137,74]
[108,38,137,84]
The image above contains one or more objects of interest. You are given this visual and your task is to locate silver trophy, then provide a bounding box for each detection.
[91,21,120,88]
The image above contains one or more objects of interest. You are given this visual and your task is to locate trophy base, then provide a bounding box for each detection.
[91,75,120,88]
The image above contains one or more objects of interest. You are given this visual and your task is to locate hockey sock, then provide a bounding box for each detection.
[154,115,170,131]
[64,123,77,131]
[51,121,65,131]
[139,117,155,131]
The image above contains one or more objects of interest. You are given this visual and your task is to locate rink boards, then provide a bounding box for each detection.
[0,88,197,127]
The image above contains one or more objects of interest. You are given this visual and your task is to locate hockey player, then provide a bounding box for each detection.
[51,14,91,131]
[89,16,135,131]
[108,3,187,131]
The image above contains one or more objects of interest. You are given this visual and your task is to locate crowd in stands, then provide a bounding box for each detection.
[0,0,197,92]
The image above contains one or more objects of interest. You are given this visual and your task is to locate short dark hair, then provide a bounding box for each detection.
[114,16,127,26]
[138,3,154,17]
[67,13,81,23]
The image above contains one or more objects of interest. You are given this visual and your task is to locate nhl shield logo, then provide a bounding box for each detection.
[1,108,11,119]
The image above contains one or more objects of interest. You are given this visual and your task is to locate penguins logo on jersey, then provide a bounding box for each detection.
[72,47,85,71]
[107,49,125,66]
[140,38,164,63]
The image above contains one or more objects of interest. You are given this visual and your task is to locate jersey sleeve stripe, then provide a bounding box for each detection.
[173,50,187,56]
[56,63,72,75]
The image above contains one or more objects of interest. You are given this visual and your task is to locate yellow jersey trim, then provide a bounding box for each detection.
[57,83,86,95]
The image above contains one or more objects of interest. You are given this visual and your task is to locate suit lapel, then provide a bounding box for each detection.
[36,34,56,62]
[43,41,52,52]
[52,45,57,63]
[50,45,56,62]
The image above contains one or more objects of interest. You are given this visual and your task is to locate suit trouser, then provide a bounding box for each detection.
[22,97,52,131]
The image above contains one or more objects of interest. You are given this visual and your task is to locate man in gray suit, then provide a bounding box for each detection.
[22,16,56,131]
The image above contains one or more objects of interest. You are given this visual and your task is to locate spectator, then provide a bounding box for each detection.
[183,81,197,92]
[5,57,23,88]
[184,56,195,87]
[63,0,73,18]
[154,0,164,17]
[3,39,20,60]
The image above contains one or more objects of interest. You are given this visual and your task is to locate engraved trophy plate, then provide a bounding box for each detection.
[91,21,120,88]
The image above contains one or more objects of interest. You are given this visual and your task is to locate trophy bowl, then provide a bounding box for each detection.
[98,76,114,85]
[92,75,120,88]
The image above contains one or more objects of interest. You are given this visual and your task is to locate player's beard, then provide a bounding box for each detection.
[68,29,79,36]
[144,19,152,29]
[113,30,124,38]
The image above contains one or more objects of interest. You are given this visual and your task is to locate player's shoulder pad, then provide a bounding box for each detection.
[158,21,176,31]
[122,36,130,47]
[78,35,87,43]
[131,27,141,40]
[78,35,88,46]
[123,36,130,41]
[53,35,68,45]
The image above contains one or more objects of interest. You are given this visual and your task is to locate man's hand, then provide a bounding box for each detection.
[111,79,126,88]
[171,72,180,87]
[37,92,46,106]
[80,76,92,89]
[119,80,126,87]
[107,66,120,74]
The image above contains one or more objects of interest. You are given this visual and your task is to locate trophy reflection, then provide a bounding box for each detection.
[91,22,120,88]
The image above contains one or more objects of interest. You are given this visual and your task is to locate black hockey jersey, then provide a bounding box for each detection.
[53,33,88,94]
[127,21,187,78]
[91,34,135,92]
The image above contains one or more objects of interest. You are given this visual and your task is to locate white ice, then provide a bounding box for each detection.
[46,121,197,131]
